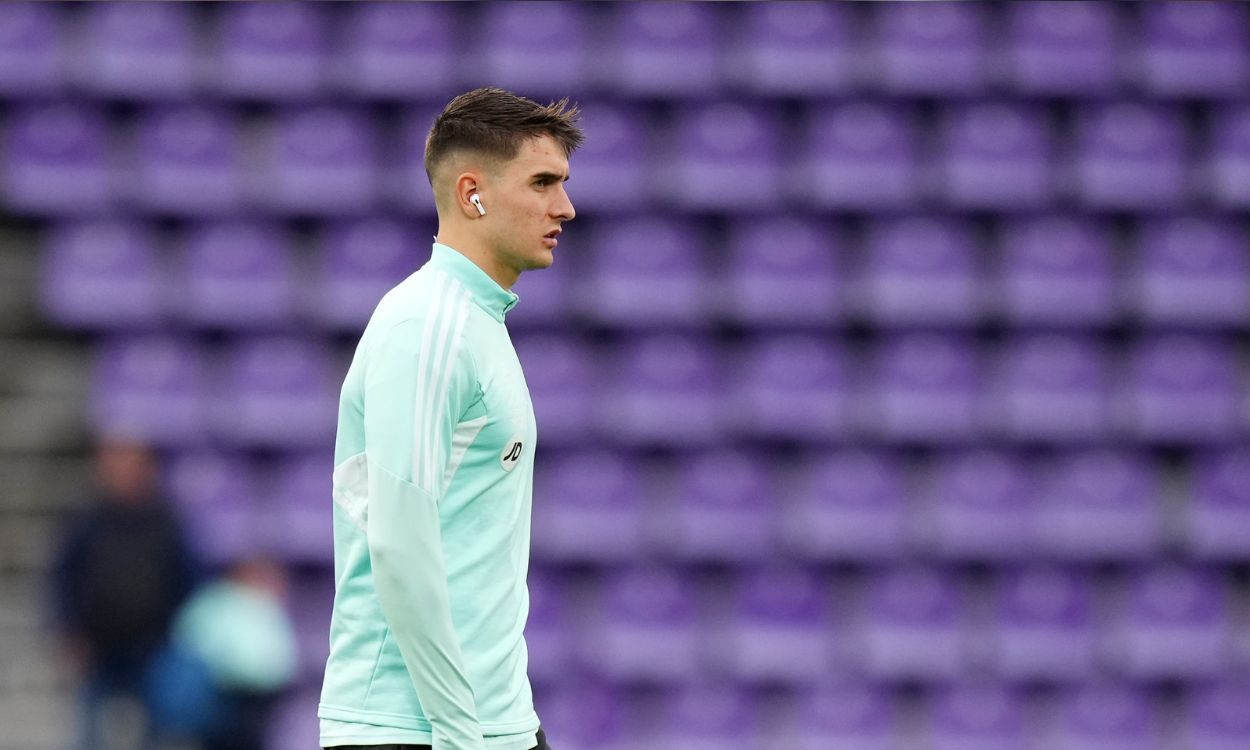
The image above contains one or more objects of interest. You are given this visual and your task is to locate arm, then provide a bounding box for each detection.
[362,316,484,750]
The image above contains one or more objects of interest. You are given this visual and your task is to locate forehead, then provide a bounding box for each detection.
[504,134,570,177]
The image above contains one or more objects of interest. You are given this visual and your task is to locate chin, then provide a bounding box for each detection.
[526,250,555,269]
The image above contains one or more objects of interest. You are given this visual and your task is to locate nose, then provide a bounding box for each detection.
[553,184,575,221]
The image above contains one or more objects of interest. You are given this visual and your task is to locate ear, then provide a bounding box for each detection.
[454,172,483,219]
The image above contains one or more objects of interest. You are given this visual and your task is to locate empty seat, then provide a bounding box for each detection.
[1183,448,1250,561]
[90,336,207,448]
[802,102,920,210]
[514,336,594,447]
[561,102,649,214]
[1041,683,1160,750]
[2,103,113,215]
[258,106,378,215]
[523,568,573,686]
[991,565,1097,683]
[1129,217,1250,326]
[530,451,646,563]
[212,1,327,100]
[338,2,458,99]
[858,565,966,681]
[996,217,1117,327]
[735,2,854,96]
[309,218,421,331]
[211,336,338,449]
[529,679,626,749]
[478,2,590,96]
[131,105,244,215]
[1137,1,1249,98]
[926,683,1028,750]
[651,450,776,564]
[39,220,164,330]
[391,103,445,216]
[869,2,988,95]
[868,333,983,444]
[1206,104,1250,208]
[584,566,701,684]
[0,3,66,96]
[722,217,843,328]
[667,102,783,212]
[606,3,723,96]
[938,102,1054,210]
[1181,682,1250,749]
[597,335,723,447]
[654,684,763,750]
[918,450,1032,562]
[989,334,1111,443]
[859,216,981,326]
[1004,1,1119,96]
[265,452,333,564]
[776,682,901,750]
[166,450,261,565]
[1073,103,1188,210]
[177,221,297,330]
[729,335,850,444]
[78,2,197,99]
[1123,335,1241,443]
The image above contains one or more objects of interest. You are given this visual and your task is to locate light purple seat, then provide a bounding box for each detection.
[0,3,66,96]
[391,103,443,216]
[1042,683,1161,750]
[1138,1,1249,98]
[338,2,458,99]
[131,105,244,215]
[1182,682,1250,750]
[2,103,112,215]
[1105,565,1230,681]
[777,683,901,750]
[263,687,322,750]
[507,254,573,329]
[802,102,920,210]
[868,334,982,444]
[166,451,260,565]
[1074,103,1188,210]
[531,679,627,750]
[939,102,1054,210]
[860,216,981,326]
[1206,105,1250,208]
[1004,1,1119,96]
[1184,449,1250,561]
[259,106,377,215]
[78,2,196,98]
[91,336,207,448]
[858,565,966,681]
[563,102,649,214]
[926,683,1028,750]
[606,3,723,96]
[652,450,775,564]
[1129,218,1250,325]
[177,221,296,329]
[991,565,1097,683]
[578,218,709,328]
[213,1,327,100]
[211,336,338,449]
[729,335,851,443]
[654,685,762,750]
[734,2,854,96]
[287,572,333,681]
[870,2,988,95]
[39,220,164,330]
[1124,335,1241,443]
[309,218,421,331]
[597,335,723,447]
[997,217,1117,326]
[989,334,1111,443]
[523,568,573,686]
[1031,451,1162,562]
[712,566,834,684]
[513,336,594,447]
[722,217,843,328]
[530,451,645,564]
[918,451,1032,562]
[779,450,910,564]
[479,2,589,96]
[583,566,701,684]
[264,452,333,564]
[668,102,782,212]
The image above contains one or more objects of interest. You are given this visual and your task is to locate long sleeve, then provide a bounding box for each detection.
[361,313,485,750]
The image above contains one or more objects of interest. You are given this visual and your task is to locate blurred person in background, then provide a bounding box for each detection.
[319,87,581,750]
[49,435,200,750]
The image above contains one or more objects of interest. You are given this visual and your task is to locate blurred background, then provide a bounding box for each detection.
[1,1,1250,748]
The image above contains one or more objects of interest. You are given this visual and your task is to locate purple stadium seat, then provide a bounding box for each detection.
[478,2,589,96]
[91,336,207,448]
[287,572,333,681]
[1073,103,1188,210]
[1138,1,1249,98]
[308,218,421,331]
[166,451,261,566]
[391,103,443,216]
[926,683,1028,750]
[651,450,775,564]
[858,565,966,681]
[1207,104,1250,207]
[523,568,573,686]
[606,3,723,96]
[515,335,594,447]
[578,218,709,328]
[131,105,244,215]
[2,103,112,215]
[530,451,645,564]
[1031,451,1162,562]
[258,106,378,215]
[938,102,1054,210]
[508,254,574,329]
[654,685,763,750]
[734,2,854,96]
[667,102,782,212]
[1129,218,1250,325]
[1182,682,1250,750]
[869,2,988,95]
[39,220,164,330]
[991,565,1097,683]
[78,2,196,98]
[562,102,649,214]
[263,687,321,750]
[265,452,333,564]
[1183,448,1250,561]
[777,683,901,750]
[779,450,909,564]
[997,217,1117,326]
[803,102,920,210]
[584,566,701,684]
[1123,335,1241,443]
[1041,683,1161,750]
[868,334,982,444]
[211,336,338,449]
[531,679,627,750]
[989,334,1111,443]
[597,335,723,447]
[213,1,327,100]
[177,221,297,330]
[729,335,851,443]
[711,566,835,684]
[722,217,843,328]
[1105,565,1230,681]
[859,216,981,326]
[0,2,66,96]
[918,451,1032,562]
[1004,1,1118,96]
[338,2,458,99]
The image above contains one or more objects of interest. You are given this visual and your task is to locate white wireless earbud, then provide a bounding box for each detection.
[470,194,486,216]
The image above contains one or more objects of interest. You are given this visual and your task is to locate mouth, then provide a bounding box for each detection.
[542,228,561,248]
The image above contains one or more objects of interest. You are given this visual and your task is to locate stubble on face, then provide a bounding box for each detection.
[486,135,574,281]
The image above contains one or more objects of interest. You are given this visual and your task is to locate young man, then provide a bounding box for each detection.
[318,88,581,750]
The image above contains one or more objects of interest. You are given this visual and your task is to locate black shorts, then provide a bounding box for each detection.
[328,726,551,750]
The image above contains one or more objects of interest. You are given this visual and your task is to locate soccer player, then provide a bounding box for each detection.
[318,88,582,750]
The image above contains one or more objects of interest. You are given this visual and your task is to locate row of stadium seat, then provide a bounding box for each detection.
[1,2,1247,101]
[8,99,1250,215]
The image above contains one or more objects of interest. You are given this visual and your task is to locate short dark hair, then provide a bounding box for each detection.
[424,87,584,185]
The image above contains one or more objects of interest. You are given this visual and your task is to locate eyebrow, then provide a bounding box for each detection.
[531,171,570,182]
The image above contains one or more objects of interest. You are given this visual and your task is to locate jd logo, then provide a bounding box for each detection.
[500,435,524,471]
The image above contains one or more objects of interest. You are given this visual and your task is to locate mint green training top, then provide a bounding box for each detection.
[319,243,540,750]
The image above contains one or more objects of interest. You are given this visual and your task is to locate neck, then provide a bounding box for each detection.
[434,228,519,290]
